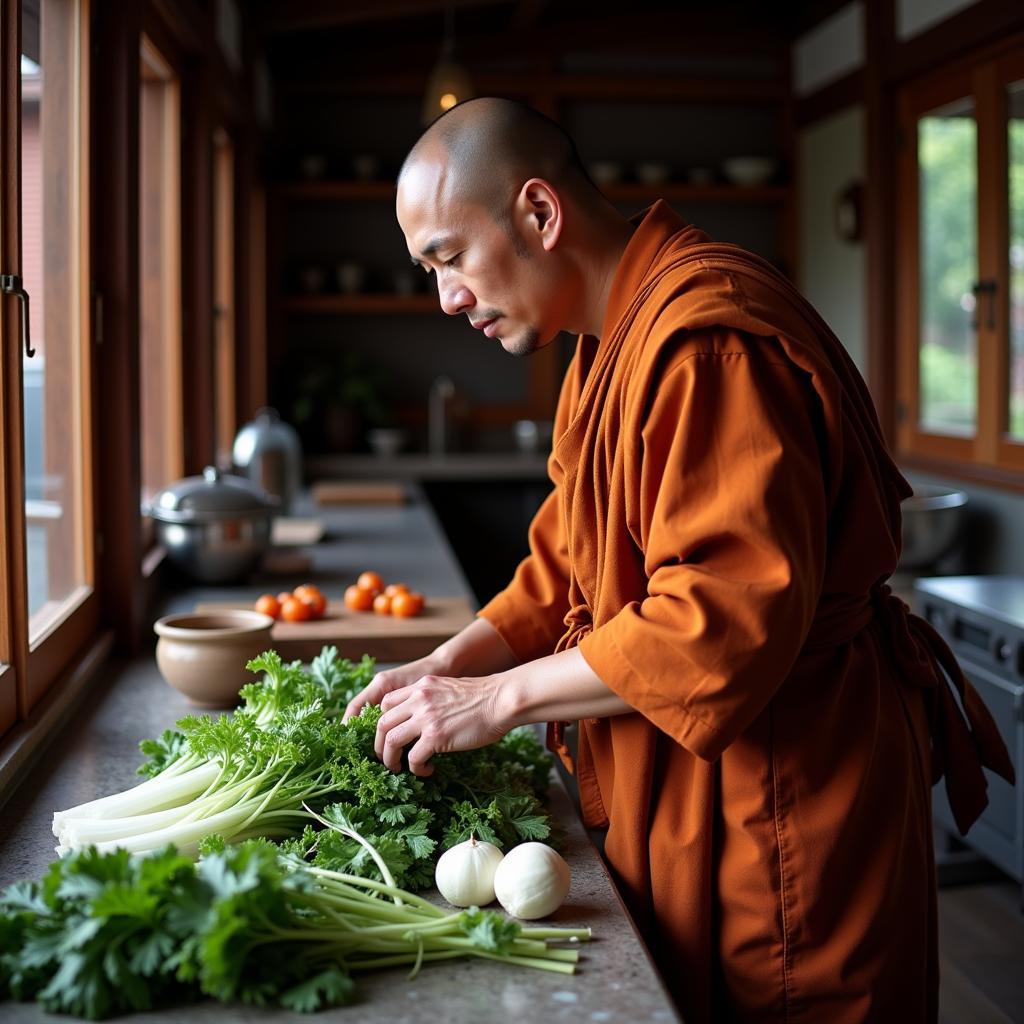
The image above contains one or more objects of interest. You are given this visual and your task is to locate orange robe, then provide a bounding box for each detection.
[479,201,1013,1023]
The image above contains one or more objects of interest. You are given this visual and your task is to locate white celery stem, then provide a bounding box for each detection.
[51,759,218,833]
[89,800,264,857]
[57,765,280,848]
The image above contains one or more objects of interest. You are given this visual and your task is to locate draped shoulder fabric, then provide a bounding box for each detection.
[478,201,1013,1023]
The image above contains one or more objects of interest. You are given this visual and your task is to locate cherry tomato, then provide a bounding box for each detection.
[255,594,281,619]
[293,584,327,619]
[280,596,313,622]
[277,591,293,606]
[357,571,384,596]
[373,593,392,615]
[391,591,424,618]
[384,582,409,598]
[344,584,374,611]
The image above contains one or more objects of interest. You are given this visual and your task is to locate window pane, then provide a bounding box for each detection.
[918,98,978,436]
[22,0,89,636]
[1009,80,1024,441]
[140,41,182,505]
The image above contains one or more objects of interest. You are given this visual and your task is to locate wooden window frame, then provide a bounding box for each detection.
[139,32,183,558]
[896,35,1024,486]
[1,0,99,727]
[213,125,236,463]
[1,0,25,735]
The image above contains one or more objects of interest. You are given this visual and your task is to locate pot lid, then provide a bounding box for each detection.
[145,466,277,523]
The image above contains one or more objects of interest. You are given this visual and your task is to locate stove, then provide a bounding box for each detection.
[914,576,1023,896]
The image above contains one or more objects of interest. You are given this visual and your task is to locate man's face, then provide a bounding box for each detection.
[397,158,562,356]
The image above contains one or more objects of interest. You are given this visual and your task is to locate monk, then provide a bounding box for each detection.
[343,97,1014,1023]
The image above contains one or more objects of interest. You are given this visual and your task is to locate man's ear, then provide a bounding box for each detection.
[516,178,562,252]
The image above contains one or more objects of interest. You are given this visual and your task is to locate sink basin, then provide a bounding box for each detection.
[899,485,968,570]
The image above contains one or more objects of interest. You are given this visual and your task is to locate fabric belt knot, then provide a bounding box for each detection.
[805,582,1014,834]
[868,583,1015,834]
[547,602,595,774]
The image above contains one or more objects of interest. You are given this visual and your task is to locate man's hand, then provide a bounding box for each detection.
[373,673,511,776]
[342,654,448,723]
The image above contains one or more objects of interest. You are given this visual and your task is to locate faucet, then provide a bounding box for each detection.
[428,375,456,456]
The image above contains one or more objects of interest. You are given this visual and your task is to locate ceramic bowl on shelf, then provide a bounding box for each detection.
[635,161,671,185]
[391,267,421,296]
[367,428,407,458]
[297,265,327,294]
[153,610,275,708]
[721,156,778,187]
[588,160,624,185]
[336,261,367,294]
[351,153,380,180]
[298,154,328,180]
[686,166,716,185]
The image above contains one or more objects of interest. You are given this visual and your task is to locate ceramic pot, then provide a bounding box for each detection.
[154,610,275,708]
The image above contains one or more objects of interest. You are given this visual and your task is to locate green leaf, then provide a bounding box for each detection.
[138,729,188,777]
[280,967,355,1012]
[198,834,226,856]
[458,908,521,953]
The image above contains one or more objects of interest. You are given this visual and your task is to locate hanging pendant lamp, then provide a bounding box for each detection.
[422,2,474,125]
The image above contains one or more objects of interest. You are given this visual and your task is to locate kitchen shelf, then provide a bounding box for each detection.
[603,182,787,203]
[275,179,787,205]
[284,293,435,314]
[278,180,396,200]
[283,72,788,105]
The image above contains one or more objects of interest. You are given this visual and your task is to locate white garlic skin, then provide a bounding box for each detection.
[492,842,571,920]
[434,837,505,908]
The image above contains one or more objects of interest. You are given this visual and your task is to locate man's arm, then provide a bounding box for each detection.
[372,646,633,775]
[343,617,519,722]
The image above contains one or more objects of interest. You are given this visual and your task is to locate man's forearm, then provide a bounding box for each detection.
[498,646,634,728]
[433,616,521,677]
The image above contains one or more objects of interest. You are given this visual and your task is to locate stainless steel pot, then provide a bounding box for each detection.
[143,466,278,583]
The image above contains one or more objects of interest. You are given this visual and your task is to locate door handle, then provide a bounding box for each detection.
[0,273,34,358]
[970,279,997,332]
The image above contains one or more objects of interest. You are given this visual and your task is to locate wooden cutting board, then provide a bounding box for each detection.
[311,480,407,505]
[193,596,475,663]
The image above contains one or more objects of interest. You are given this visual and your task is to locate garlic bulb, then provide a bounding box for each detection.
[434,836,505,908]
[492,842,571,919]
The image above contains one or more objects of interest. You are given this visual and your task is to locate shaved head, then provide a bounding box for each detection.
[399,96,598,229]
[395,96,632,356]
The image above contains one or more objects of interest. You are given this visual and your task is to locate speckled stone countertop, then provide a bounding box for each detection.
[0,487,680,1024]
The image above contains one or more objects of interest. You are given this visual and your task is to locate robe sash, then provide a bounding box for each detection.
[548,583,1016,833]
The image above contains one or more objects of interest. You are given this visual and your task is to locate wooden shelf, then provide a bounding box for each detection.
[275,180,788,205]
[283,293,435,315]
[282,73,788,106]
[603,182,788,204]
[277,180,396,200]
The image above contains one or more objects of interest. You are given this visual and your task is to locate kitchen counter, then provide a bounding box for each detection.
[0,488,680,1024]
[305,452,551,482]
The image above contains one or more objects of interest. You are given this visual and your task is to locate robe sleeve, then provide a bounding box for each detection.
[476,358,577,664]
[577,342,828,761]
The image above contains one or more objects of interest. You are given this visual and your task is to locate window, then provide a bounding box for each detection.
[897,41,1024,478]
[0,0,95,728]
[139,35,182,512]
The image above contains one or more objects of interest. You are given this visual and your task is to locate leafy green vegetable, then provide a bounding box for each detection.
[52,646,555,898]
[0,839,591,1019]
